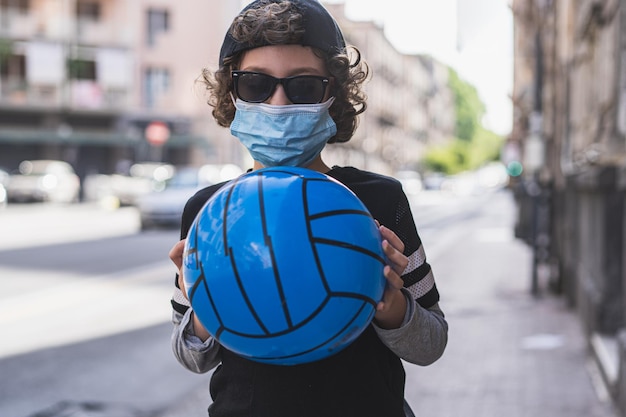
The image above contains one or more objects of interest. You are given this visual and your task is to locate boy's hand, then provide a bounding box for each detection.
[169,239,188,299]
[169,238,210,340]
[375,224,409,329]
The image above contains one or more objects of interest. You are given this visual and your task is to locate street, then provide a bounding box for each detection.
[0,189,617,417]
[0,204,207,417]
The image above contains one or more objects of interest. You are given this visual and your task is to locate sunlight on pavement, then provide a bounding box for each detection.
[0,261,174,359]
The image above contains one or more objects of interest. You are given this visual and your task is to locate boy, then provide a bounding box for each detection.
[169,1,448,416]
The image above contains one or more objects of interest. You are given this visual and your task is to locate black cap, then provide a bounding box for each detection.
[219,0,346,66]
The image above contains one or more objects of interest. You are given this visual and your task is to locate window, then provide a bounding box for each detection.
[68,59,97,80]
[146,8,169,46]
[143,67,170,108]
[0,54,25,79]
[0,0,29,13]
[76,1,101,21]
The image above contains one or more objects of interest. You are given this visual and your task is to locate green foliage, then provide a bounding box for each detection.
[424,128,504,175]
[467,127,503,167]
[0,39,13,66]
[448,68,485,141]
[422,69,502,175]
[423,143,460,174]
[67,59,95,80]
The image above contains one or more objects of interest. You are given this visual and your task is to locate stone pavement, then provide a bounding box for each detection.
[156,191,619,417]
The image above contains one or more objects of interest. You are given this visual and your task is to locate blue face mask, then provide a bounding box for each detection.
[230,98,337,168]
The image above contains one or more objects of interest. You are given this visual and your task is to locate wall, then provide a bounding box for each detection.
[511,0,626,413]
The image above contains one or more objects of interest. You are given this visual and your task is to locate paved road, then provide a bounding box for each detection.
[0,191,618,417]
[0,203,208,417]
[157,189,619,417]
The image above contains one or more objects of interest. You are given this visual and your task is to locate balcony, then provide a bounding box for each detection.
[76,19,133,46]
[0,11,39,39]
[0,79,130,111]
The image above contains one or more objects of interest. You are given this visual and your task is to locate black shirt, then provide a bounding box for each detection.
[173,166,439,417]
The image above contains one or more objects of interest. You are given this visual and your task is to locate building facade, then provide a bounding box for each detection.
[325,2,455,175]
[0,0,454,188]
[0,0,242,180]
[511,0,626,413]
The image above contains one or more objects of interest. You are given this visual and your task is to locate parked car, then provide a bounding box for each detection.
[395,170,423,196]
[137,164,243,230]
[0,184,6,209]
[83,162,175,207]
[0,167,9,186]
[422,172,447,190]
[6,160,81,203]
[0,168,8,208]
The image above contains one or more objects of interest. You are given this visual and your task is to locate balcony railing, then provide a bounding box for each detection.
[0,12,39,39]
[0,11,132,46]
[0,79,130,110]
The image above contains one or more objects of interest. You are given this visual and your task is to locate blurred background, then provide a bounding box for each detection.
[0,0,625,416]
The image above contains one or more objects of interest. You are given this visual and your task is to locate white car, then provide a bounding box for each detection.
[137,164,243,230]
[0,183,6,209]
[83,162,175,207]
[0,168,8,208]
[395,170,423,196]
[0,167,8,186]
[6,160,81,204]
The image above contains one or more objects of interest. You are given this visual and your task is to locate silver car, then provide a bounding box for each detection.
[137,164,243,230]
[6,160,81,204]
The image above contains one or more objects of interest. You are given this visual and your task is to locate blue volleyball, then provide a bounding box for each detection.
[183,166,386,365]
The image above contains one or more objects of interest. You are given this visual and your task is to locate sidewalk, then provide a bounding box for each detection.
[156,191,619,417]
[404,191,618,417]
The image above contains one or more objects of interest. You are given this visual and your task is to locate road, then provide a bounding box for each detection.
[0,191,488,417]
[0,203,209,417]
[4,188,604,417]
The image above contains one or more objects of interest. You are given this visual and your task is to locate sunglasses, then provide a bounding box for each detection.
[231,71,331,104]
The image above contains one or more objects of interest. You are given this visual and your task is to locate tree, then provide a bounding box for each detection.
[0,39,13,78]
[448,68,485,141]
[422,68,502,175]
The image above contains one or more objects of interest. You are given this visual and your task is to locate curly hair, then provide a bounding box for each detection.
[200,0,369,144]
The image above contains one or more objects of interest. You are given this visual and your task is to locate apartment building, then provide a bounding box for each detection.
[325,2,455,175]
[0,0,242,179]
[511,1,626,413]
[0,0,454,182]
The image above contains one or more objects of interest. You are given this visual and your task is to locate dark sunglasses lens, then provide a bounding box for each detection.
[286,77,326,104]
[236,73,275,102]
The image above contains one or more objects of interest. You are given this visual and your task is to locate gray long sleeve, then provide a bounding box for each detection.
[373,290,448,366]
[172,287,447,372]
[171,288,221,374]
